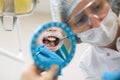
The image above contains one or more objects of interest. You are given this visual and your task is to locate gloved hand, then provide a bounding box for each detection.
[34,44,64,76]
[103,70,120,80]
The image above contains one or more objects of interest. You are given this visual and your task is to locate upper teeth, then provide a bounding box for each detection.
[48,37,56,41]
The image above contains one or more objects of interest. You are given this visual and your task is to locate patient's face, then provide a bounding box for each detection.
[37,27,63,51]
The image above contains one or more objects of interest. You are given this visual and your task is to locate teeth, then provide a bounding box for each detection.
[47,42,55,47]
[48,37,56,41]
[51,42,55,46]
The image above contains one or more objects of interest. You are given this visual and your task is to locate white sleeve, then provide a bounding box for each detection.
[79,62,97,80]
[79,47,97,80]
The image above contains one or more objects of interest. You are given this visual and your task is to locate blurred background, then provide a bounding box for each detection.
[0,0,89,80]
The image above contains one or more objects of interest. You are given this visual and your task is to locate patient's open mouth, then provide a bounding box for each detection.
[43,36,60,47]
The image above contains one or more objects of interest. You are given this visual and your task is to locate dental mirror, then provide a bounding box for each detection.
[30,22,76,73]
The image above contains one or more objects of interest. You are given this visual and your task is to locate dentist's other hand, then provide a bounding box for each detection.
[103,70,120,80]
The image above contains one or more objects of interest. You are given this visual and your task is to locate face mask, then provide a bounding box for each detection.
[77,8,118,46]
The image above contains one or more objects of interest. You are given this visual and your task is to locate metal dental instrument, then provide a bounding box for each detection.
[60,36,69,41]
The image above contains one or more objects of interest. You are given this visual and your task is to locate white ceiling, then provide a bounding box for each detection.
[35,0,51,14]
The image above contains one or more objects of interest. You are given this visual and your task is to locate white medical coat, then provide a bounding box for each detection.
[79,45,120,80]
